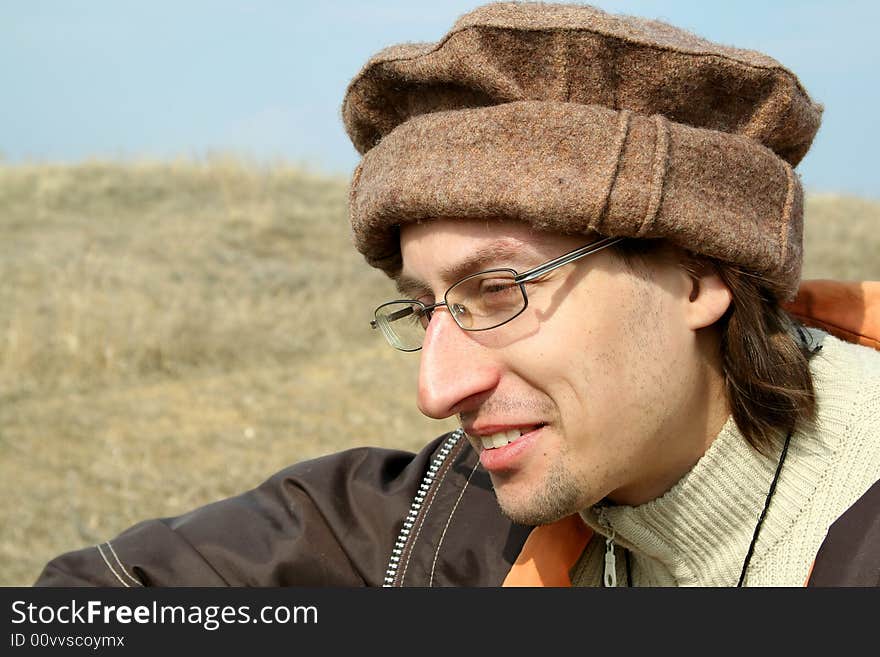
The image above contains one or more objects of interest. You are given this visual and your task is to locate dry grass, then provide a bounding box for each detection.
[1,160,877,585]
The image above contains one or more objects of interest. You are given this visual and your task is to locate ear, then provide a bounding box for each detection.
[684,271,732,330]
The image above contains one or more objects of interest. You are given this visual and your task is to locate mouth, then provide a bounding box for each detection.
[467,424,546,450]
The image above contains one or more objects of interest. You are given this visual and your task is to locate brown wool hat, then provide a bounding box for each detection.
[342,1,823,300]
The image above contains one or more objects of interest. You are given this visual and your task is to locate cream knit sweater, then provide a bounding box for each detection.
[571,333,880,587]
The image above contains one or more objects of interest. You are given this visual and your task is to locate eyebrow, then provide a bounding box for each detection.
[395,240,532,297]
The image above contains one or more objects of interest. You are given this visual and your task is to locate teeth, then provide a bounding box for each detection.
[478,429,523,450]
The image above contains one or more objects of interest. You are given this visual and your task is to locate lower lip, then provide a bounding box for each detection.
[478,426,544,473]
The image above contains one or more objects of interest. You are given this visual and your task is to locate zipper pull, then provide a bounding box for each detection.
[604,534,617,587]
[596,507,617,588]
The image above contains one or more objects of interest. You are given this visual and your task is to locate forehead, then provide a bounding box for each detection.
[398,218,583,284]
[402,217,539,247]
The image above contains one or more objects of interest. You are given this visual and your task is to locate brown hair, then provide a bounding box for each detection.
[615,239,817,455]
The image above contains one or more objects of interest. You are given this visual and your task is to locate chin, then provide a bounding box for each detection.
[498,504,568,527]
[493,478,587,527]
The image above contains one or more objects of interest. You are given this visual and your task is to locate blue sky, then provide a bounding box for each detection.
[3,0,878,198]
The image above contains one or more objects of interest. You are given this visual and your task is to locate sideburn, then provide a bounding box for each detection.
[614,239,817,455]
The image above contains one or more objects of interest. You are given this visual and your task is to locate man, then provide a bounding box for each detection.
[36,2,879,587]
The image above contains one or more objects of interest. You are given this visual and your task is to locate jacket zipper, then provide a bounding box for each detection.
[383,429,465,587]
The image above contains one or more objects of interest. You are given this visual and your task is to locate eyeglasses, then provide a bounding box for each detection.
[370,235,624,351]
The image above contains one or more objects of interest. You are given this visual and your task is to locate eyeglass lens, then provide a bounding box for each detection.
[373,270,525,350]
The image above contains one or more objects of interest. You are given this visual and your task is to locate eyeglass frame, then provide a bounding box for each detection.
[370,234,625,351]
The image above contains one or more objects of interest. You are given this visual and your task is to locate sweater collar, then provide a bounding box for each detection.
[578,415,785,586]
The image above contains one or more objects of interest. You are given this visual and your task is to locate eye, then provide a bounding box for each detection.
[479,277,520,298]
[411,305,431,329]
[483,280,512,291]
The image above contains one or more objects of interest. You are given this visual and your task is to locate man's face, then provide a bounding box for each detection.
[399,218,725,525]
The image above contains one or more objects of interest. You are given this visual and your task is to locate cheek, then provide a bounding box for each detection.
[557,280,683,414]
[498,270,688,413]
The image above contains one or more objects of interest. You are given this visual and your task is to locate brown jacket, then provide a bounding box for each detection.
[35,432,528,587]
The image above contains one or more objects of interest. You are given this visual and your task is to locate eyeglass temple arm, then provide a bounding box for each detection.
[514,236,624,284]
[370,236,623,328]
[370,303,436,329]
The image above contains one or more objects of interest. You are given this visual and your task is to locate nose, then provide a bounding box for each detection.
[417,308,500,419]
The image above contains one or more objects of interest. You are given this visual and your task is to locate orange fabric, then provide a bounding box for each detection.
[783,280,880,351]
[805,559,816,586]
[502,514,593,587]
